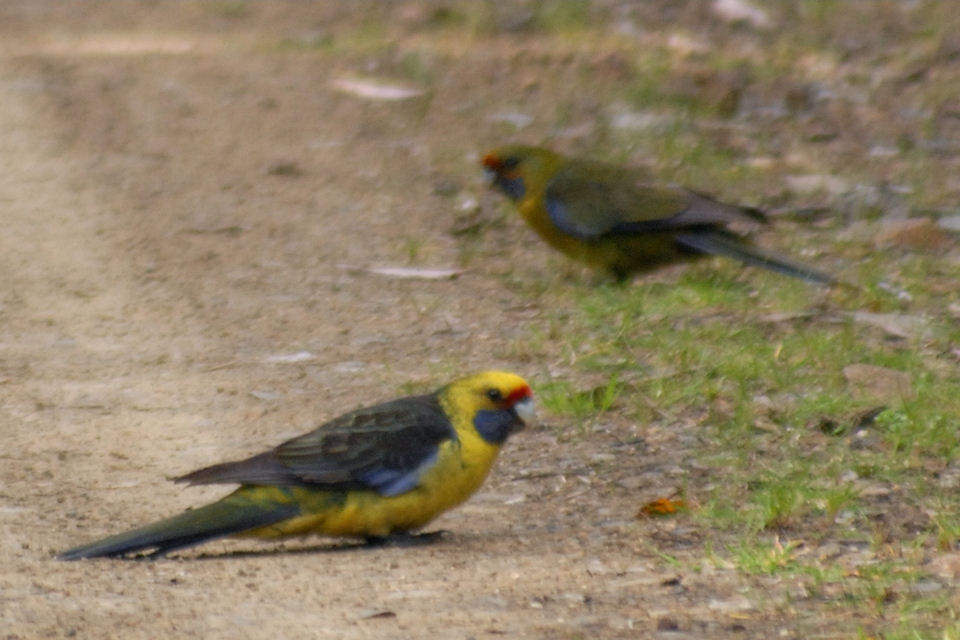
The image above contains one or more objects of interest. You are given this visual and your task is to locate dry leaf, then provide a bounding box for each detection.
[637,497,686,518]
[263,351,315,364]
[357,609,397,620]
[332,78,424,101]
[874,218,952,251]
[337,264,464,280]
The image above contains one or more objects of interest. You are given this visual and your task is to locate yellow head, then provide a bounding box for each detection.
[439,370,535,445]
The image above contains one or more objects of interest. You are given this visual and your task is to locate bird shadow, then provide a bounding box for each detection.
[173,530,450,562]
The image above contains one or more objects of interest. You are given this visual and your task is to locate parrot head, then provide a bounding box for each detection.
[482,145,562,202]
[449,370,535,445]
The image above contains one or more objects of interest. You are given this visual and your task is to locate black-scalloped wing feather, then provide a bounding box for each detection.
[176,394,456,496]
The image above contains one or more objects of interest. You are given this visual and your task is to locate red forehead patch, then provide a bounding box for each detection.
[506,384,533,405]
[482,154,502,170]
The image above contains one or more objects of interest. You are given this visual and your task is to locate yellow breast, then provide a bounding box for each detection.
[519,197,614,269]
[243,433,502,540]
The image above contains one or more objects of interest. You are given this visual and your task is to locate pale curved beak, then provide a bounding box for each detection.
[513,396,536,429]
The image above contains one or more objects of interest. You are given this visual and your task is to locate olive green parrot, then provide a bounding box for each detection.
[483,145,834,284]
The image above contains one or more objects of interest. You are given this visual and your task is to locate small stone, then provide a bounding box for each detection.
[937,214,960,232]
[929,552,960,580]
[842,364,914,401]
[656,617,679,631]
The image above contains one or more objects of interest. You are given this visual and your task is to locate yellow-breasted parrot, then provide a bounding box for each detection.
[59,371,535,559]
[482,145,834,284]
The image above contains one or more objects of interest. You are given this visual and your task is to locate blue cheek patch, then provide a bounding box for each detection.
[497,175,526,201]
[473,410,515,445]
[357,450,439,497]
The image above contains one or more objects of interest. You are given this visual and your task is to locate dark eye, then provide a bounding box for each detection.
[486,388,504,402]
[501,156,520,170]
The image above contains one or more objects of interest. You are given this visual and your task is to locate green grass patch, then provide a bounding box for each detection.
[537,373,622,426]
[539,249,960,632]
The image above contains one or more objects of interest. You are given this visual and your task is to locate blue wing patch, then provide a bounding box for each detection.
[356,450,439,497]
[545,197,596,239]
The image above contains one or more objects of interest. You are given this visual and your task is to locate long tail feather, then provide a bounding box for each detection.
[676,230,835,285]
[58,492,300,560]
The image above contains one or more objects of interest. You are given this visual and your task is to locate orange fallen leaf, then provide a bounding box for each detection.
[637,497,686,518]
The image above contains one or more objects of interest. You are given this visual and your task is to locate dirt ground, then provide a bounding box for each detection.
[0,2,921,638]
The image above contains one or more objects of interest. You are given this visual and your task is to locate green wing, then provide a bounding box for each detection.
[544,159,764,239]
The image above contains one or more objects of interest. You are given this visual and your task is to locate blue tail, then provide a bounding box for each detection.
[676,230,835,285]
